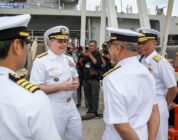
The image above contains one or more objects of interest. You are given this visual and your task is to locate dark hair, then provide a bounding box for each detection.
[78,46,83,51]
[89,40,97,45]
[85,47,89,50]
[67,46,71,51]
[0,38,25,59]
[0,40,13,59]
[102,42,108,48]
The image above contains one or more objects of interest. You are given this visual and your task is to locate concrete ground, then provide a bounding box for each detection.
[78,88,105,140]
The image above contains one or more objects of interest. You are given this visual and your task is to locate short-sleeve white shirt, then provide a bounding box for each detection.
[103,56,155,140]
[30,49,78,102]
[0,66,61,140]
[141,51,177,96]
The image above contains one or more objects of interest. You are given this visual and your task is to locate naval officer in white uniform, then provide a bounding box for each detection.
[0,14,61,140]
[137,27,177,140]
[30,25,82,140]
[102,27,156,140]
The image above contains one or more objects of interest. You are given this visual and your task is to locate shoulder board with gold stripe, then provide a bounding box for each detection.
[36,52,48,58]
[9,73,40,93]
[103,66,121,77]
[153,55,162,62]
[65,52,72,57]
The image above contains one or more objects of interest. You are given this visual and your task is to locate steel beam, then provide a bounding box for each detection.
[105,0,118,28]
[136,0,150,28]
[99,0,106,49]
[161,0,174,56]
[80,0,86,47]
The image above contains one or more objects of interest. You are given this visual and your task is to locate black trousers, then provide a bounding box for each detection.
[83,79,100,113]
[169,94,178,125]
[77,78,83,105]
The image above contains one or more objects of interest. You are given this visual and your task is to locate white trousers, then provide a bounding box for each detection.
[51,99,83,140]
[156,97,169,140]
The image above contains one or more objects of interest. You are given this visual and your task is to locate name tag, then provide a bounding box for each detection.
[85,63,90,68]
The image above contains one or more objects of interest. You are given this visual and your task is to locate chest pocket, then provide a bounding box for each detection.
[47,66,63,78]
[46,69,63,84]
[48,70,62,77]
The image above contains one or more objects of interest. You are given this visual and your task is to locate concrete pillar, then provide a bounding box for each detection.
[58,0,61,9]
[161,0,174,56]
[88,17,91,42]
[105,0,118,28]
[80,0,86,47]
[99,0,106,49]
[136,0,150,28]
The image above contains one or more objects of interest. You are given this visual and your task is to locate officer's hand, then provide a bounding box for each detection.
[61,80,79,91]
[168,102,177,110]
[71,80,79,90]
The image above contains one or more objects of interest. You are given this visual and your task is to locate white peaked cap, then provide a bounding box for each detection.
[0,14,31,30]
[44,25,69,42]
[106,27,144,43]
[0,14,31,43]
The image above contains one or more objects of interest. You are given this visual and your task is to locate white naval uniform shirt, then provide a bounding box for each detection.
[141,50,177,97]
[141,51,177,140]
[0,66,61,140]
[102,56,155,140]
[30,49,78,102]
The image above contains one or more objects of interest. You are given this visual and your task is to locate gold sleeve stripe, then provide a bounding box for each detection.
[21,81,29,87]
[17,79,26,85]
[29,86,39,92]
[9,73,40,93]
[25,83,34,89]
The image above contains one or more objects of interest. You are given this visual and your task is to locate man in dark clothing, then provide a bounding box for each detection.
[100,42,113,71]
[76,46,85,107]
[83,40,102,117]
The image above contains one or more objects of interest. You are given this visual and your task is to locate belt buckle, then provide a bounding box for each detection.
[66,97,71,102]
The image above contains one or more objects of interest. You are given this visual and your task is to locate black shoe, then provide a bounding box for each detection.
[76,104,81,108]
[85,112,103,119]
[86,109,92,114]
[81,114,94,121]
[85,112,96,118]
[95,113,103,119]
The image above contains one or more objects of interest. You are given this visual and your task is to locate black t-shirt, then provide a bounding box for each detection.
[83,51,102,80]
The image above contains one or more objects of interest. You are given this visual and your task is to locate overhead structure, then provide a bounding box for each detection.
[99,0,107,49]
[97,0,118,49]
[80,0,86,47]
[136,0,150,28]
[161,0,174,56]
[105,0,118,28]
[78,0,173,52]
[99,0,151,48]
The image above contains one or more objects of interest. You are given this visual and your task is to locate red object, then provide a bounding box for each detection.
[168,106,178,140]
[175,68,178,72]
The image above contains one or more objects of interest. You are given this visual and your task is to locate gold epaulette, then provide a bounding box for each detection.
[36,52,48,58]
[65,52,72,57]
[103,66,121,77]
[9,73,40,93]
[153,55,162,62]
